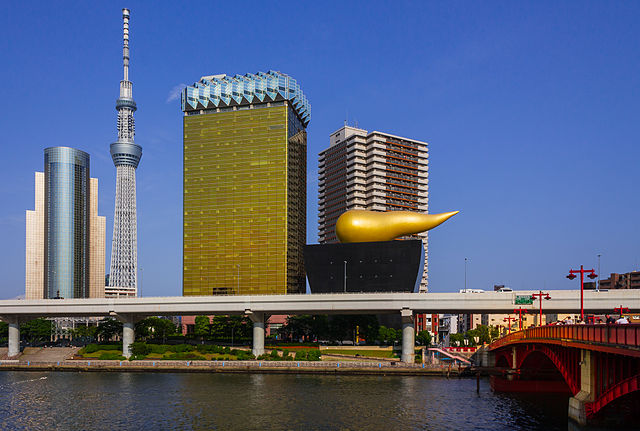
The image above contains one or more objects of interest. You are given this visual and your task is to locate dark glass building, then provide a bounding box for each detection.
[44,147,91,299]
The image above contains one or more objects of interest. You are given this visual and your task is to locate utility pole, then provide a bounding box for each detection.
[343,261,347,293]
[464,257,468,290]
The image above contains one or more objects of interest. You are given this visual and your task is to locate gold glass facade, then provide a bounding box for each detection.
[183,103,306,296]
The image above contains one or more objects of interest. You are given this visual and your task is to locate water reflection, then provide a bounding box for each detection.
[0,372,628,430]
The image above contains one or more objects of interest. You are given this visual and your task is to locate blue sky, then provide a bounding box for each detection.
[1,1,638,299]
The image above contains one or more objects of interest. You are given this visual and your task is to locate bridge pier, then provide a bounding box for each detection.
[8,320,20,358]
[113,314,139,359]
[568,350,596,426]
[122,321,135,359]
[246,311,265,358]
[401,309,414,364]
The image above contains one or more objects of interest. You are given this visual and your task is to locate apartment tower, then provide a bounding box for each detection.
[181,71,310,296]
[318,126,429,291]
[25,147,105,299]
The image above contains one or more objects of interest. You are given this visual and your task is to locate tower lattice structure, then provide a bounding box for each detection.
[108,8,141,293]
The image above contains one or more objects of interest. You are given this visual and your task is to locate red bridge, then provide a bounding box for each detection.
[488,324,640,426]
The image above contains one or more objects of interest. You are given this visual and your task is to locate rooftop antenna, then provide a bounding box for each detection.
[122,8,130,81]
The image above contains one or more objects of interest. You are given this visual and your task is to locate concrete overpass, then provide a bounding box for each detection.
[1,290,637,361]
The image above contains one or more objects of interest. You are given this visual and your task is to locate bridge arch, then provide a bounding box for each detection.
[516,345,580,394]
[586,374,640,419]
[494,352,511,369]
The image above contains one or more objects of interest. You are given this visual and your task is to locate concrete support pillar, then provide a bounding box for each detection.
[246,311,265,358]
[401,309,415,364]
[569,350,595,426]
[122,321,135,359]
[8,321,20,358]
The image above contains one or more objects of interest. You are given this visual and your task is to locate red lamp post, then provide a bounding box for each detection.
[531,291,551,326]
[614,305,629,316]
[503,315,516,334]
[566,265,597,322]
[514,307,528,330]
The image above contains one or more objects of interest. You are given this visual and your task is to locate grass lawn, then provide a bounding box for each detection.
[80,350,123,358]
[321,349,397,359]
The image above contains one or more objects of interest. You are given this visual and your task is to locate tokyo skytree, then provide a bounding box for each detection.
[108,8,141,294]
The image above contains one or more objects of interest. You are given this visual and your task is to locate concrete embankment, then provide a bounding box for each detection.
[0,360,471,376]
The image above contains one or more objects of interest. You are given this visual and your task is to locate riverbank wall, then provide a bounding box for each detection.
[0,360,471,376]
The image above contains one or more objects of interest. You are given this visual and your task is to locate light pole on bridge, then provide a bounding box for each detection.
[566,265,597,322]
[514,307,528,330]
[531,291,551,326]
[614,305,629,316]
[503,315,516,334]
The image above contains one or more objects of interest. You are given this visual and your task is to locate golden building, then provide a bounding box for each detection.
[182,71,310,296]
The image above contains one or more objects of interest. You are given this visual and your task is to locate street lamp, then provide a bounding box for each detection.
[464,257,469,290]
[503,315,516,334]
[531,291,551,326]
[343,260,347,293]
[614,305,629,316]
[566,265,597,321]
[597,254,602,292]
[236,264,240,295]
[514,308,528,330]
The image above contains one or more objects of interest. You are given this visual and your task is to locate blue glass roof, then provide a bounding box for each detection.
[182,70,311,126]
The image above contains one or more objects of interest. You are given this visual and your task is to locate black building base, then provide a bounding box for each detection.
[304,240,424,294]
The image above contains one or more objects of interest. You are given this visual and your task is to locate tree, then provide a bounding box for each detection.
[96,318,123,342]
[135,317,177,343]
[377,326,400,344]
[72,324,97,342]
[22,318,53,343]
[0,321,8,342]
[194,316,211,339]
[416,330,431,346]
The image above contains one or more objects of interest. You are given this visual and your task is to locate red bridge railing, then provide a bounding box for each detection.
[489,324,640,351]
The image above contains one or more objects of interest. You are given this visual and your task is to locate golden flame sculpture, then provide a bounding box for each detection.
[335,210,459,243]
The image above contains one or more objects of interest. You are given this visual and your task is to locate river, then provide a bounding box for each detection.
[0,372,631,430]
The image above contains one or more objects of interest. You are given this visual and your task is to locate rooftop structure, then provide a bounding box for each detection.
[182,71,310,126]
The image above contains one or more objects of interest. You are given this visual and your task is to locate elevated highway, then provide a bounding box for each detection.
[0,289,637,361]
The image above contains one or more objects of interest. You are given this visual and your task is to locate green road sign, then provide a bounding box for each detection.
[515,295,533,305]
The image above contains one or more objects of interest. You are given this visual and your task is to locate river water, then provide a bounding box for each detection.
[0,372,629,430]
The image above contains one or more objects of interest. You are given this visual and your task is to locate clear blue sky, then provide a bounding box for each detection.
[1,1,639,299]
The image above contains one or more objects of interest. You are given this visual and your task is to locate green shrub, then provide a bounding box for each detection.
[307,350,321,361]
[235,350,255,361]
[294,349,321,361]
[129,354,146,361]
[98,352,126,360]
[149,344,171,354]
[82,344,121,354]
[269,349,280,359]
[171,344,193,353]
[165,352,205,360]
[130,342,152,356]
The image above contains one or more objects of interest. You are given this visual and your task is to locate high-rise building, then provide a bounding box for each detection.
[181,71,310,296]
[318,125,429,290]
[25,147,105,299]
[108,8,141,297]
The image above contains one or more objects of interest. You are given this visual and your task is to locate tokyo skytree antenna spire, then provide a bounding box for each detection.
[108,8,141,294]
